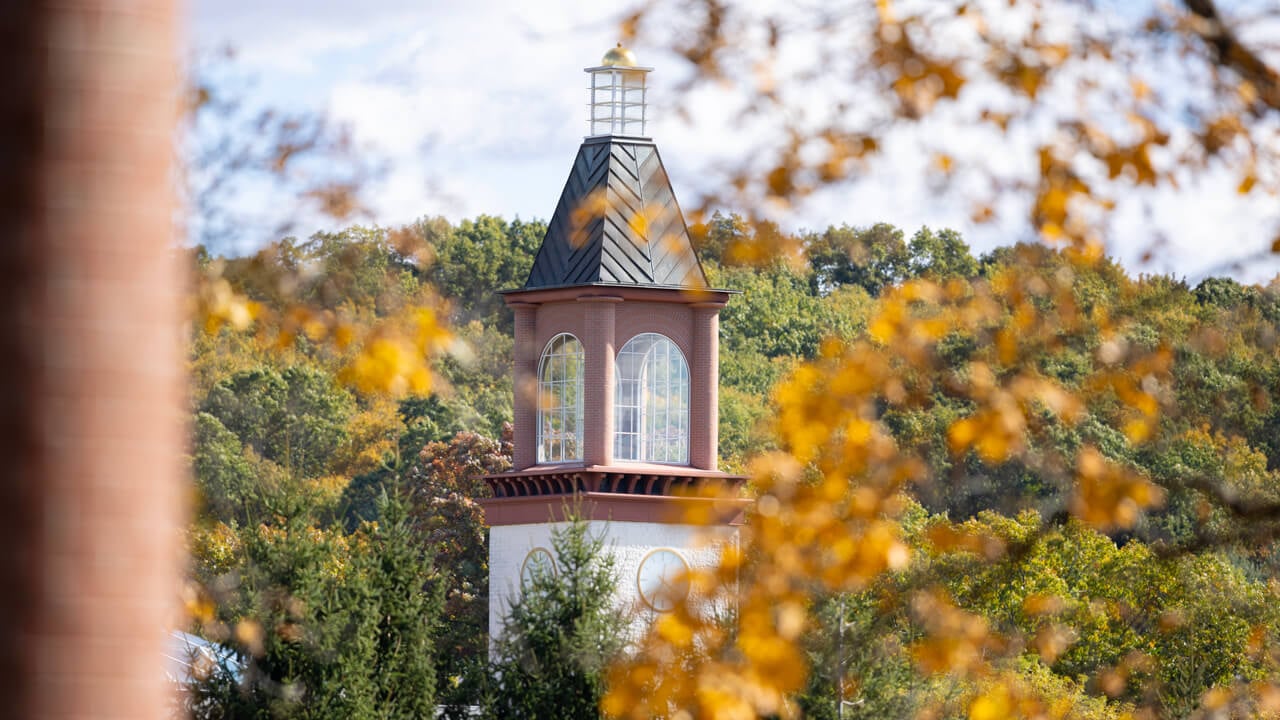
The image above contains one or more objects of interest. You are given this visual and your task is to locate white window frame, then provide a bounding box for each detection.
[537,333,584,463]
[588,68,648,137]
[614,333,690,464]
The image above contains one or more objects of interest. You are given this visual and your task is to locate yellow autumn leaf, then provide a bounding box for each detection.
[628,205,650,239]
[1070,447,1165,529]
[656,612,695,648]
[969,685,1013,720]
[1123,417,1152,444]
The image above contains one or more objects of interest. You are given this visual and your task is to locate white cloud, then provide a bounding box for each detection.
[188,0,424,73]
[190,0,1280,283]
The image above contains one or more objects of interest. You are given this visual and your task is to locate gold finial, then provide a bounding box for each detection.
[601,43,638,67]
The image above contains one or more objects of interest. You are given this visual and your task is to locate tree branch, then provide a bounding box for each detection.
[1183,0,1280,112]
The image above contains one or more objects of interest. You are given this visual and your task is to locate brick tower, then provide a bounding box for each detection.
[481,45,746,642]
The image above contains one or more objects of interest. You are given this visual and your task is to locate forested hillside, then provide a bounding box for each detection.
[185,213,1280,717]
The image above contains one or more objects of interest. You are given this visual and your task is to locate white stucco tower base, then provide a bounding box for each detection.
[479,489,747,653]
[487,519,740,647]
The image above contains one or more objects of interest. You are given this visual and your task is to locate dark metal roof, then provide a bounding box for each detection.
[524,137,709,290]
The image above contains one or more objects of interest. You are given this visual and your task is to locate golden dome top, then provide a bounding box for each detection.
[601,43,638,67]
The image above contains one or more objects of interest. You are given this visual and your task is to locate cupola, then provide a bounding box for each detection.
[587,43,651,138]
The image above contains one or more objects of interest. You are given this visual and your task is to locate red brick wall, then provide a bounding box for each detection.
[613,301,696,360]
[0,2,183,717]
[532,302,590,362]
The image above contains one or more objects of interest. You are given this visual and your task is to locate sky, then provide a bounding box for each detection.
[189,0,1280,284]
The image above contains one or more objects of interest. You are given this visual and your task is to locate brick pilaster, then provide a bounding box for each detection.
[580,297,621,467]
[510,303,538,469]
[690,304,723,470]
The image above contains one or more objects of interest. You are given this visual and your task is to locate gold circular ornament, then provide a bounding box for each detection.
[521,547,556,586]
[636,548,689,613]
[601,43,639,67]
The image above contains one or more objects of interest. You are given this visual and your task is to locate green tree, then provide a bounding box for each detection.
[689,211,751,266]
[482,517,626,720]
[718,386,775,470]
[806,223,909,296]
[1193,277,1257,311]
[798,505,1280,719]
[435,320,516,439]
[293,227,424,318]
[405,430,511,685]
[191,486,442,719]
[201,365,354,481]
[193,411,262,526]
[715,261,850,362]
[906,226,979,281]
[362,486,442,718]
[689,211,788,268]
[424,215,544,331]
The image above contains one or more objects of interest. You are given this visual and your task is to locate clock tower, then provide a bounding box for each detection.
[481,46,746,643]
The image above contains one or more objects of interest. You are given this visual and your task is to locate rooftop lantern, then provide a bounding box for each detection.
[586,43,652,138]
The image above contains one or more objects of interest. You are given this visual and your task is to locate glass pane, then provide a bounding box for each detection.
[537,334,584,462]
[614,333,688,464]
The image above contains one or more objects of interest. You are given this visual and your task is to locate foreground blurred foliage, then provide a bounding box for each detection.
[608,231,1280,718]
[623,0,1280,272]
[601,1,1280,716]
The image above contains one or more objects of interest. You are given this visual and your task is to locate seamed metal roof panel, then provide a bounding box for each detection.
[523,137,708,290]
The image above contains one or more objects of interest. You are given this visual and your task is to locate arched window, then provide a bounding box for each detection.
[537,334,584,463]
[614,333,689,464]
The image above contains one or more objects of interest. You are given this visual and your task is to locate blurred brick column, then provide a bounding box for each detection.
[510,302,538,469]
[0,1,183,718]
[580,297,620,467]
[690,304,723,470]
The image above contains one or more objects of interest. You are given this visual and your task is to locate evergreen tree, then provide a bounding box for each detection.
[189,484,441,719]
[364,486,442,718]
[482,517,626,720]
